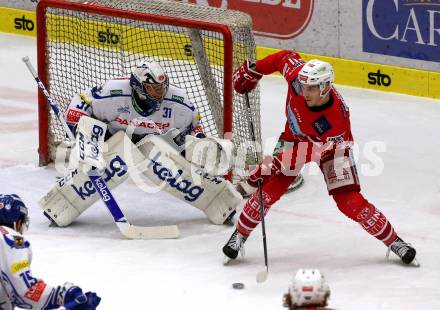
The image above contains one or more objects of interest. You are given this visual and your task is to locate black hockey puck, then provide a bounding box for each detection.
[232,282,245,289]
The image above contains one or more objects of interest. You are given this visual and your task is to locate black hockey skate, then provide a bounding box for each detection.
[387,237,419,266]
[222,229,247,265]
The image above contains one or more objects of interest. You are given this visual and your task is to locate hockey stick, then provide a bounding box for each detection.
[244,91,269,283]
[22,56,179,239]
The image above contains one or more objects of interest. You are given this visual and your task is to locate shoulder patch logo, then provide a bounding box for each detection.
[3,233,30,249]
[312,115,332,135]
[172,95,184,103]
[110,89,123,96]
[13,236,25,248]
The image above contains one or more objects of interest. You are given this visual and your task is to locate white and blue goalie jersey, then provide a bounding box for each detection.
[65,78,204,143]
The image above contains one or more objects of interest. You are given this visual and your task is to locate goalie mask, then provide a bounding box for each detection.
[298,59,334,98]
[287,269,330,308]
[130,60,169,117]
[0,194,29,234]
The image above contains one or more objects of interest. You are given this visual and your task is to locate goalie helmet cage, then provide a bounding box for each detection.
[36,0,262,174]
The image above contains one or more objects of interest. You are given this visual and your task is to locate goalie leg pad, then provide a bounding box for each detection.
[137,135,242,224]
[40,185,81,227]
[39,131,143,226]
[40,131,242,226]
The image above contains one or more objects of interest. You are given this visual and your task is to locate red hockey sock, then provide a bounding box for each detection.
[237,173,294,237]
[237,190,271,237]
[332,191,397,246]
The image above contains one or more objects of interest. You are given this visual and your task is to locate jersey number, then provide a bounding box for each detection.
[162,107,172,118]
[19,271,38,288]
[76,100,91,112]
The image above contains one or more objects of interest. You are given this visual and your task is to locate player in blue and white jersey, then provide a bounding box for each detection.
[0,194,101,310]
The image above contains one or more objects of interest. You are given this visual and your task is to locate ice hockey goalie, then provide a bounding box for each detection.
[39,60,241,227]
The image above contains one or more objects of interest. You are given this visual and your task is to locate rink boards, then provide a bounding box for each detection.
[1,5,440,100]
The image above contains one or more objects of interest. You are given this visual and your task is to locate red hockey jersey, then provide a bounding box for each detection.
[255,50,353,147]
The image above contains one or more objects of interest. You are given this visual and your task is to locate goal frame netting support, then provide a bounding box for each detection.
[36,0,261,171]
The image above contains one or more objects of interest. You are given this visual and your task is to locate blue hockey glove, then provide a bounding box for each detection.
[58,283,101,310]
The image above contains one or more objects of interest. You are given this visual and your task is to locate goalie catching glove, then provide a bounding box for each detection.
[184,135,234,176]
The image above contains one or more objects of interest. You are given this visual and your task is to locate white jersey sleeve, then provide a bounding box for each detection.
[0,226,60,310]
[65,87,95,131]
[64,78,132,132]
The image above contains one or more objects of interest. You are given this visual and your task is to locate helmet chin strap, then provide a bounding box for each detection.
[136,90,147,100]
[319,83,332,98]
[13,220,24,234]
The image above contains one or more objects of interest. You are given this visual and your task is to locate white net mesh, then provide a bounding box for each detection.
[39,0,262,169]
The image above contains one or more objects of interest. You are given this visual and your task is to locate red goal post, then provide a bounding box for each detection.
[36,0,262,172]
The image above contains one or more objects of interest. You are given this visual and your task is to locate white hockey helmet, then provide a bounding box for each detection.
[288,269,330,307]
[298,59,334,98]
[130,60,169,116]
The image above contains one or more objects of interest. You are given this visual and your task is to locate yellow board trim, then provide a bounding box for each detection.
[0,7,36,37]
[257,46,440,100]
[44,12,222,66]
[1,7,439,99]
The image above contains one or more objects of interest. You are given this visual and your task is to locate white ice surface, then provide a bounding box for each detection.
[1,33,440,310]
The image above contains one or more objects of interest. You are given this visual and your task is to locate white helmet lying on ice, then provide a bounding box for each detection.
[130,60,169,116]
[298,59,334,98]
[283,269,330,309]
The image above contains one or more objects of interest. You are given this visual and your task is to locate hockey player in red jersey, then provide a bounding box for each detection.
[222,50,418,266]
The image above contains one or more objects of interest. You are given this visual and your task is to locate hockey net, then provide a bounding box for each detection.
[36,0,262,173]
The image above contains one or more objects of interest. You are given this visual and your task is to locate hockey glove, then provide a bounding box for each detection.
[233,60,263,94]
[58,283,101,310]
[247,156,284,188]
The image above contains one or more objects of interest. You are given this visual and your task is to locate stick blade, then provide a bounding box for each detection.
[223,256,233,265]
[256,269,268,283]
[120,224,179,240]
[412,258,421,267]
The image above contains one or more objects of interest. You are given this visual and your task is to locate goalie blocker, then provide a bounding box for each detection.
[39,130,242,226]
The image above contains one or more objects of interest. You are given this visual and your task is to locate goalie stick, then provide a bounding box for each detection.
[22,56,179,239]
